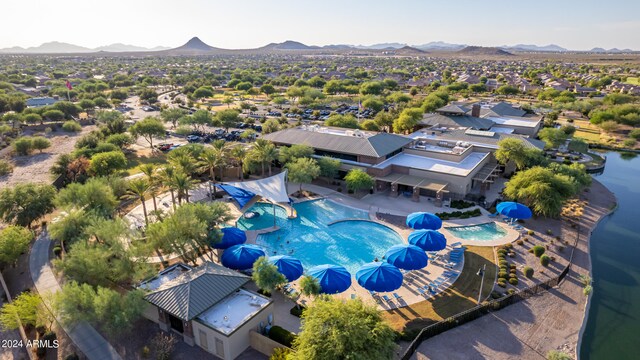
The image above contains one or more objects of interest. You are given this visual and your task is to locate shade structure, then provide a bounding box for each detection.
[221,244,266,270]
[355,262,403,292]
[307,264,352,294]
[269,255,303,282]
[212,227,247,249]
[408,229,447,252]
[496,201,532,220]
[406,212,443,230]
[384,244,428,270]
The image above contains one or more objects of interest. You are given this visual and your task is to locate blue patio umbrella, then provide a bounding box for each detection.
[355,262,403,292]
[408,229,447,252]
[406,212,443,230]
[221,244,266,270]
[384,244,428,270]
[307,264,352,294]
[212,227,247,249]
[269,255,303,282]
[496,201,532,220]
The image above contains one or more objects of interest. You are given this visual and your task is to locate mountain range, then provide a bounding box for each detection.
[0,37,635,54]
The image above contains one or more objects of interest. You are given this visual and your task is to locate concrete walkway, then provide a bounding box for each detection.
[29,232,122,360]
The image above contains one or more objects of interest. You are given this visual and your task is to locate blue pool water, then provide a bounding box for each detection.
[444,221,507,241]
[238,199,404,274]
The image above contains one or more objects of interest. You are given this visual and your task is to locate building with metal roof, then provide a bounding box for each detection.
[139,262,274,360]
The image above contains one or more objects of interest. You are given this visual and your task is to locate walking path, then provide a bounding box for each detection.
[410,179,616,360]
[29,232,122,360]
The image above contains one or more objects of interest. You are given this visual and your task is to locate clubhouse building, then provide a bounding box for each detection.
[262,107,543,205]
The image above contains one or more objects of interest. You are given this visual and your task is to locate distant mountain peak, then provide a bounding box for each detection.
[458,46,513,56]
[178,37,215,51]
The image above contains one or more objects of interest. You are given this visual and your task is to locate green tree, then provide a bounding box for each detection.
[373,111,394,132]
[317,157,340,181]
[361,120,380,131]
[326,114,359,129]
[0,292,52,331]
[362,97,385,112]
[262,118,281,134]
[287,157,320,193]
[215,109,240,131]
[252,257,287,295]
[192,86,214,99]
[126,178,151,226]
[538,127,568,149]
[393,108,423,134]
[250,139,279,176]
[503,166,577,217]
[0,183,56,227]
[105,133,134,149]
[260,84,276,95]
[48,208,93,245]
[129,117,166,149]
[89,151,127,176]
[299,275,321,297]
[55,178,118,217]
[495,138,541,171]
[344,169,374,193]
[160,108,187,129]
[0,226,33,265]
[13,137,33,156]
[359,81,384,95]
[291,296,396,360]
[496,85,519,95]
[278,144,314,164]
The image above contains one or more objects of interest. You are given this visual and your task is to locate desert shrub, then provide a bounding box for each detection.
[509,264,516,269]
[504,243,513,249]
[524,266,534,278]
[540,254,551,266]
[141,346,150,358]
[62,121,82,132]
[516,239,524,245]
[509,277,519,285]
[13,137,33,155]
[546,229,553,235]
[497,281,507,288]
[497,249,507,256]
[583,285,593,296]
[527,230,535,236]
[270,348,292,360]
[490,290,503,299]
[547,350,572,360]
[532,245,546,257]
[509,268,517,274]
[0,159,12,176]
[507,288,516,295]
[268,325,296,348]
[508,252,516,258]
[499,260,508,267]
[498,271,508,279]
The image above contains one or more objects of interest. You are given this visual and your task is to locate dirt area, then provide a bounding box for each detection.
[0,125,96,187]
[410,179,616,360]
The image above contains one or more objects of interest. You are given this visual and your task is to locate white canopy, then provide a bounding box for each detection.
[223,170,290,204]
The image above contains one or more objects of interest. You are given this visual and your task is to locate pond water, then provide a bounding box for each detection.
[580,151,640,359]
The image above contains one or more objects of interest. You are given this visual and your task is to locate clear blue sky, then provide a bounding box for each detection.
[3,0,639,50]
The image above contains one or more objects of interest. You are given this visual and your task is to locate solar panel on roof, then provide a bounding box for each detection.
[465,129,495,137]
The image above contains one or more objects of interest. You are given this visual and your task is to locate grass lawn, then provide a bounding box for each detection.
[383,246,497,333]
[123,153,168,175]
[625,77,640,85]
[574,130,602,143]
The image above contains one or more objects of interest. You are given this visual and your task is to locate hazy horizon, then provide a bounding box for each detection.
[3,0,639,50]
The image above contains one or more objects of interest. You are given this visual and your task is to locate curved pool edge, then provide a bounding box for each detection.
[576,198,618,360]
[326,218,410,241]
[441,220,520,247]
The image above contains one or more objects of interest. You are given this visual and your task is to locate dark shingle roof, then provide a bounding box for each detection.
[144,262,249,320]
[478,102,527,118]
[420,113,495,130]
[436,104,470,114]
[262,127,412,158]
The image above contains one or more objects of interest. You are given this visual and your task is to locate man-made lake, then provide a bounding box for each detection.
[580,151,640,359]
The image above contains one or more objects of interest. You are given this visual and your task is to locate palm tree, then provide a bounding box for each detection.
[158,165,177,209]
[199,148,225,199]
[172,171,195,204]
[253,139,279,176]
[139,163,159,213]
[126,178,151,226]
[230,143,247,180]
[170,153,197,177]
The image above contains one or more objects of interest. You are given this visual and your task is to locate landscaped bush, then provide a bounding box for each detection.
[498,271,508,279]
[490,290,503,299]
[509,264,516,269]
[141,346,150,358]
[13,137,33,155]
[62,121,82,132]
[540,254,551,266]
[532,245,546,257]
[268,325,296,348]
[524,266,534,278]
[450,199,475,209]
[0,159,12,176]
[497,281,507,288]
[499,260,508,267]
[509,277,519,285]
[497,249,507,256]
[527,230,535,236]
[516,239,524,245]
[507,288,516,295]
[270,348,292,360]
[290,305,306,317]
[436,208,482,220]
[509,268,516,274]
[53,246,62,257]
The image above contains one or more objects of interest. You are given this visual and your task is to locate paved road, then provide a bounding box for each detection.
[29,232,122,360]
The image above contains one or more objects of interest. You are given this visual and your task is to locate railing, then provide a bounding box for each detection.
[400,222,581,360]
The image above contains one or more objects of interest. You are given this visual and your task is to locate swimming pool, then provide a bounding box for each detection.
[238,199,404,274]
[444,222,508,242]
